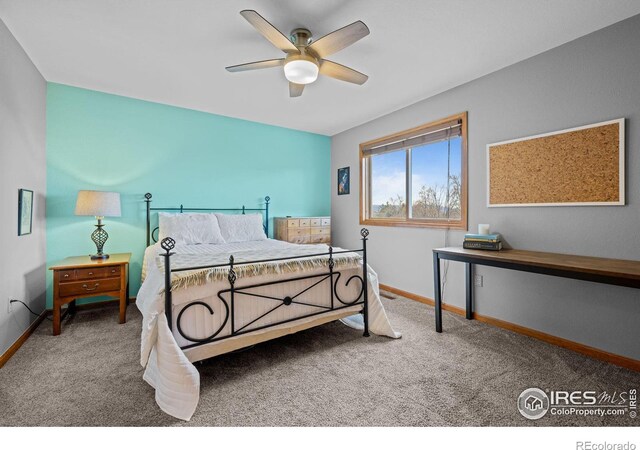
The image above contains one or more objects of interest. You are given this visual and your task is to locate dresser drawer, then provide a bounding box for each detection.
[299,218,310,227]
[59,277,121,297]
[310,235,330,244]
[289,227,311,237]
[287,219,299,228]
[75,266,121,280]
[288,235,310,244]
[311,227,330,235]
[321,218,331,226]
[310,218,322,227]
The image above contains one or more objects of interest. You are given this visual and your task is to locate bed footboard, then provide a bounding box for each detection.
[159,229,371,351]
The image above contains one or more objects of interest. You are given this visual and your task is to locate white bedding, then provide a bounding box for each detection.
[137,239,401,421]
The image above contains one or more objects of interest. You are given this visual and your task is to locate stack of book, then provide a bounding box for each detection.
[463,233,502,251]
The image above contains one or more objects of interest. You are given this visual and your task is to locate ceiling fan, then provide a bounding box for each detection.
[225,10,370,97]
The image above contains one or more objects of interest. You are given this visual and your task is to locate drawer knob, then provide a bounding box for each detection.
[88,272,93,275]
[63,274,69,278]
[111,269,116,273]
[82,283,100,291]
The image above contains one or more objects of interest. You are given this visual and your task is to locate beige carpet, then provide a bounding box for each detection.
[1,293,639,426]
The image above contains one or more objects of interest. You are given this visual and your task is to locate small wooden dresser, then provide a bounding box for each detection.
[274,217,331,244]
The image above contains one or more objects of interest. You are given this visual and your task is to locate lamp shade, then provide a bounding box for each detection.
[75,190,121,217]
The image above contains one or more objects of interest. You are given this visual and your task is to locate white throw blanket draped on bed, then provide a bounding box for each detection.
[137,241,401,421]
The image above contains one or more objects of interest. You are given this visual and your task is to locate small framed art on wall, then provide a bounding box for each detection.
[18,189,33,236]
[338,167,350,195]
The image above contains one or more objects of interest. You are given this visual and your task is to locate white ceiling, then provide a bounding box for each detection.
[2,0,640,135]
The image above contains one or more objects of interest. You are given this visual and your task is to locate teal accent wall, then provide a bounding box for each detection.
[46,83,331,307]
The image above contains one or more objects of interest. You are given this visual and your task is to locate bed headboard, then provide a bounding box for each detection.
[144,193,270,246]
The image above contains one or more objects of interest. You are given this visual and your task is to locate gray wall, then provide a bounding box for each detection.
[0,19,47,356]
[331,15,640,360]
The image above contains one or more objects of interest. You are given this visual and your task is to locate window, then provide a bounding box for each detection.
[360,112,467,229]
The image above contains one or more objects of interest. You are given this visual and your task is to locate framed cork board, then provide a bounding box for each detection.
[487,118,625,207]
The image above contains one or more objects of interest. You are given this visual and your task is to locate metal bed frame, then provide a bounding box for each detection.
[145,192,271,246]
[144,193,370,352]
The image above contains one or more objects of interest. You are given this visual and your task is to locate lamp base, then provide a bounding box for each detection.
[90,219,110,261]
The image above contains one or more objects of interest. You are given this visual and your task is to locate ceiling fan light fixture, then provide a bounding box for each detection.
[284,57,319,85]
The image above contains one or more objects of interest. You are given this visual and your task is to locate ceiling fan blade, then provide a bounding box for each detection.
[226,58,285,72]
[307,20,369,59]
[319,60,368,85]
[289,82,305,97]
[239,10,299,53]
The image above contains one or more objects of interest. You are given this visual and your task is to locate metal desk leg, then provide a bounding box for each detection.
[465,263,473,320]
[433,252,442,332]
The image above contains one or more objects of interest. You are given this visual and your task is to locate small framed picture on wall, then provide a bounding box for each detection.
[18,189,33,236]
[338,167,350,195]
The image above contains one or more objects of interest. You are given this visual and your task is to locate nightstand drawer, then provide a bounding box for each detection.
[311,227,330,235]
[59,270,76,281]
[321,218,331,226]
[299,219,311,227]
[59,277,121,297]
[287,219,299,228]
[75,266,120,280]
[310,218,322,226]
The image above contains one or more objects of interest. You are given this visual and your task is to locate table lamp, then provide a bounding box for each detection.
[75,190,121,259]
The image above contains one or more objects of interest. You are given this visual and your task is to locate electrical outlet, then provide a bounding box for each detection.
[474,274,484,287]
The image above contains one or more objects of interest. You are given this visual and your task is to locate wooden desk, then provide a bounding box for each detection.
[432,247,640,332]
[49,253,131,335]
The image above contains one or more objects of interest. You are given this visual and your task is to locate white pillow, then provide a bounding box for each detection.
[215,213,267,243]
[158,213,226,245]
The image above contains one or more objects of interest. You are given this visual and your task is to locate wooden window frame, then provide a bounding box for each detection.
[359,112,468,230]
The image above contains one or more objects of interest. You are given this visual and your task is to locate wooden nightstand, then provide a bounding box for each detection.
[49,253,131,335]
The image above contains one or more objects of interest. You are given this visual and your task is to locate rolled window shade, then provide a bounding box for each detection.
[363,120,462,157]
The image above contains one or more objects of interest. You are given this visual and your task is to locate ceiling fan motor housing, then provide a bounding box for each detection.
[289,28,313,47]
